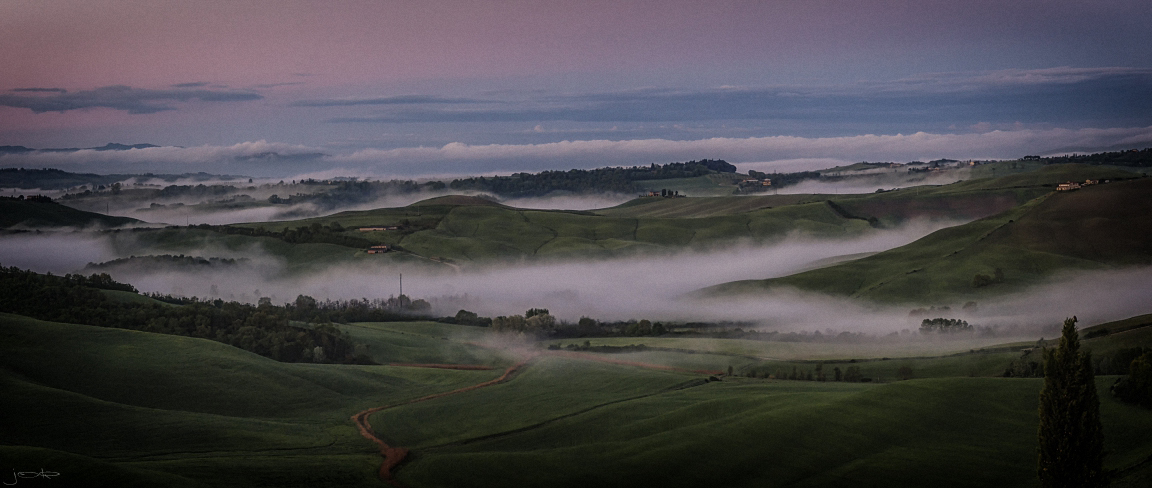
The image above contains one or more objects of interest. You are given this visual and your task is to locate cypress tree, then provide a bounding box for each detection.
[1037,317,1105,488]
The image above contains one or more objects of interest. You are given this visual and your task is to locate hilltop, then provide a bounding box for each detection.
[701,176,1152,303]
[0,196,140,228]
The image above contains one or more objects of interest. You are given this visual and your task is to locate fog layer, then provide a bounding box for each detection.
[4,220,1148,335]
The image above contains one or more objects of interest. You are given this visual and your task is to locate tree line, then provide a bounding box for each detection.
[208,222,375,248]
[0,264,371,364]
[446,159,739,197]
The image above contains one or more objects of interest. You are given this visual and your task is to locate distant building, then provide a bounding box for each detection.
[358,226,400,232]
[366,245,391,254]
[1083,179,1099,186]
[1057,182,1081,191]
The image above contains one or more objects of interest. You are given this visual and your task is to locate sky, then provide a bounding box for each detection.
[2,0,1151,177]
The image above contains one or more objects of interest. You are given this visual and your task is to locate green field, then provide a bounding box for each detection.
[227,194,877,264]
[5,161,1152,487]
[0,198,140,228]
[705,176,1152,303]
[0,313,505,488]
[4,309,1152,487]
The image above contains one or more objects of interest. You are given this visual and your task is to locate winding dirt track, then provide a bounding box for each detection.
[386,363,494,370]
[352,350,720,485]
[351,360,531,486]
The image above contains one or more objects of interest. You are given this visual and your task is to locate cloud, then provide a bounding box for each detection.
[171,82,210,88]
[13,222,1148,335]
[321,67,1152,128]
[0,140,328,176]
[0,85,262,114]
[3,126,1150,177]
[292,95,485,107]
[328,125,1152,175]
[11,87,67,93]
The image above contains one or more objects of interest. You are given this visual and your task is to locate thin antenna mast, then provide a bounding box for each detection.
[399,273,403,297]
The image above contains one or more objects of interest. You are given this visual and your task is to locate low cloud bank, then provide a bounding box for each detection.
[3,222,1149,336]
[0,221,953,320]
[3,126,1151,178]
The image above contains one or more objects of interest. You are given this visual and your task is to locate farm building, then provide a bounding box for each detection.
[366,245,391,254]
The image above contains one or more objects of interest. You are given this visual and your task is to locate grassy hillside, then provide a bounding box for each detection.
[0,313,507,487]
[4,310,1151,487]
[632,173,745,196]
[704,177,1152,303]
[233,197,876,263]
[0,198,140,228]
[600,163,1137,222]
[111,163,1130,267]
[395,375,1152,488]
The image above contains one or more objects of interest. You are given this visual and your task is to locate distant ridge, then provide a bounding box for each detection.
[701,176,1152,303]
[407,195,508,207]
[0,197,141,228]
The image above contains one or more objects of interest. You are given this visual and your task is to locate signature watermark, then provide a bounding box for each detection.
[4,469,59,485]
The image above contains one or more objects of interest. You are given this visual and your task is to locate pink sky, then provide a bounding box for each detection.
[1,0,1150,175]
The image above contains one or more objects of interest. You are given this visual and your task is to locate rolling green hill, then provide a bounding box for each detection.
[0,313,508,487]
[4,310,1151,487]
[230,164,1136,265]
[0,198,140,228]
[703,177,1152,303]
[233,195,877,263]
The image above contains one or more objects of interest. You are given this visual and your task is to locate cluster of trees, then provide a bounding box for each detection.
[1112,351,1152,408]
[447,159,738,197]
[265,179,446,209]
[52,271,138,293]
[548,341,651,353]
[746,363,871,382]
[1003,341,1047,378]
[919,317,973,334]
[286,294,432,324]
[1039,147,1152,168]
[973,268,1005,288]
[0,265,369,364]
[1093,346,1150,375]
[440,309,492,327]
[153,184,238,199]
[210,222,374,248]
[491,308,557,337]
[1,194,54,203]
[85,254,243,271]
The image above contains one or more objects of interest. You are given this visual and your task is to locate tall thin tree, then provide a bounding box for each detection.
[1038,316,1106,488]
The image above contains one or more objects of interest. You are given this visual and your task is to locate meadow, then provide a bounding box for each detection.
[4,310,1151,487]
[3,161,1152,487]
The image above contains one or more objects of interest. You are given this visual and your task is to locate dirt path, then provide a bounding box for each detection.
[351,359,532,485]
[353,348,720,485]
[386,363,493,370]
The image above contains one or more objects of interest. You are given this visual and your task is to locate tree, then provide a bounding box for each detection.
[1038,317,1105,488]
[896,365,914,381]
[1112,351,1152,408]
[843,366,863,383]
